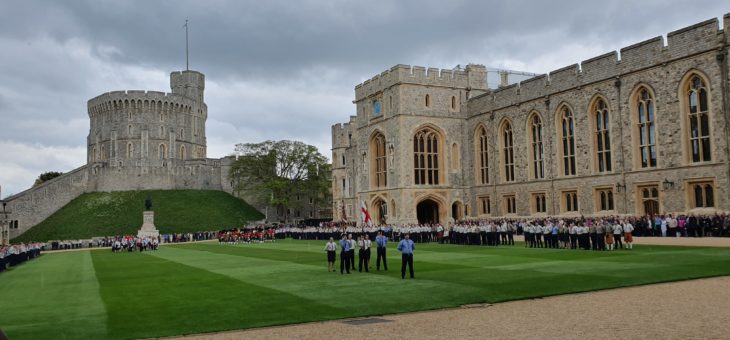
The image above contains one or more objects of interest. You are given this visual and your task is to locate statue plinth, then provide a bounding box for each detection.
[138,211,160,238]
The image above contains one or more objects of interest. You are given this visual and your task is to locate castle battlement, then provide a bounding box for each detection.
[470,16,726,112]
[355,63,487,101]
[87,90,199,116]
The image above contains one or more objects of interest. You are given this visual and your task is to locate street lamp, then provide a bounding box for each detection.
[662,178,675,190]
[0,202,9,246]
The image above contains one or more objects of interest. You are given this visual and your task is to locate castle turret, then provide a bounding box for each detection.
[171,70,205,105]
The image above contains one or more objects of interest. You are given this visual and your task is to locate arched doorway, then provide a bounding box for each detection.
[452,201,463,221]
[373,199,387,225]
[417,199,440,224]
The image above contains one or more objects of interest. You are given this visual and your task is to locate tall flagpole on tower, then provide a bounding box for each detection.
[184,19,189,71]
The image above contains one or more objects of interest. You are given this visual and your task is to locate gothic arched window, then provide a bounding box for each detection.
[593,98,612,172]
[559,106,576,175]
[529,114,544,179]
[686,75,711,162]
[414,128,440,185]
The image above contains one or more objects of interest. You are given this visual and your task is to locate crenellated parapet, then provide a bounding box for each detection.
[355,63,487,101]
[470,17,727,113]
[87,90,198,117]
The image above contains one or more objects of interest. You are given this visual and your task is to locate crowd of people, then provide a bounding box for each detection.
[111,236,160,252]
[0,243,43,273]
[217,227,276,244]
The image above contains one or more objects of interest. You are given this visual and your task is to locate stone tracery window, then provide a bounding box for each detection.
[529,114,544,179]
[636,88,657,168]
[476,126,489,184]
[501,121,515,182]
[686,75,711,163]
[690,182,715,208]
[593,98,612,172]
[559,106,576,176]
[413,128,440,185]
[371,132,387,188]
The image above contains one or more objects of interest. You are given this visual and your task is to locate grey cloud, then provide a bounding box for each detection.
[1,0,729,197]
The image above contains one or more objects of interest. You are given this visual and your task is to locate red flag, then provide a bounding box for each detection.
[361,200,372,226]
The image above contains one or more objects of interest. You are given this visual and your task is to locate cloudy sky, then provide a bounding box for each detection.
[0,0,728,198]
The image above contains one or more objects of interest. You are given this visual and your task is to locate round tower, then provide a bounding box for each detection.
[86,70,208,169]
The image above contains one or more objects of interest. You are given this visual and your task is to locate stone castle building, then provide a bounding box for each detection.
[332,14,730,225]
[3,70,328,239]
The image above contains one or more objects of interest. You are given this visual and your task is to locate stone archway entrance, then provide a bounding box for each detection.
[417,199,440,224]
[373,198,387,225]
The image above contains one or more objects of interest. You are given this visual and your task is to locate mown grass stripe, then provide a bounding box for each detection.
[0,251,107,339]
[90,249,346,339]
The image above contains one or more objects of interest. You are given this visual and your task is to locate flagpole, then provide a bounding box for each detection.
[184,19,189,71]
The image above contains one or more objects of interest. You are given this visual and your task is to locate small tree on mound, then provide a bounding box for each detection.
[33,171,64,187]
[230,140,331,222]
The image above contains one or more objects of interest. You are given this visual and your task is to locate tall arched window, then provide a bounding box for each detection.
[559,106,576,175]
[686,75,711,162]
[371,133,387,187]
[159,144,167,159]
[414,128,440,185]
[593,98,612,172]
[529,114,544,179]
[637,87,657,168]
[501,121,515,182]
[425,94,431,108]
[179,145,186,160]
[476,126,489,184]
[126,143,133,159]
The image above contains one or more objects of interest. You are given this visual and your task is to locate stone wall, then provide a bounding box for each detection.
[332,13,730,224]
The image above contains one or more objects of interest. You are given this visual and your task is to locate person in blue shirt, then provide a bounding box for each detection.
[375,231,388,271]
[339,234,351,274]
[397,233,415,279]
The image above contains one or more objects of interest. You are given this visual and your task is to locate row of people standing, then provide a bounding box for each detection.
[449,222,516,246]
[522,219,635,250]
[0,243,43,273]
[325,232,415,279]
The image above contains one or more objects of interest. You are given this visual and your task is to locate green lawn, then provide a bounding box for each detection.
[1,240,729,339]
[12,190,264,243]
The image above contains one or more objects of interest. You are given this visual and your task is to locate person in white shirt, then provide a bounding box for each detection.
[324,237,337,272]
[622,221,635,249]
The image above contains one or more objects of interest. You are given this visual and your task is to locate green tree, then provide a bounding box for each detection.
[230,140,331,222]
[33,171,64,187]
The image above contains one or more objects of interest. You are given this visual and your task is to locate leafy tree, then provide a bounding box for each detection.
[33,171,64,187]
[230,140,331,222]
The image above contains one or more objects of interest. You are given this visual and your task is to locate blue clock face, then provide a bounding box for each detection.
[372,100,382,116]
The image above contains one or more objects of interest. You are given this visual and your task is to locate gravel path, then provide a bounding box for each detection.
[170,236,730,340]
[172,276,730,340]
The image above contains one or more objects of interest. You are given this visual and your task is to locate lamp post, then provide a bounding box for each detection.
[0,202,10,246]
[662,178,675,190]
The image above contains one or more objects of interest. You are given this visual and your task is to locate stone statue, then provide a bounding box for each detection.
[144,195,153,211]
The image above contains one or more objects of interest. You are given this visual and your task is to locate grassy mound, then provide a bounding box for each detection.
[12,190,264,242]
